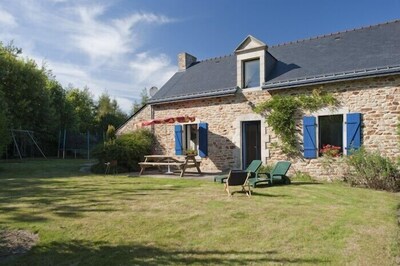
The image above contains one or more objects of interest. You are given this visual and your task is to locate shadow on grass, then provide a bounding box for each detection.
[10,240,330,265]
[253,181,322,189]
[250,191,288,198]
[289,181,322,186]
[0,161,186,223]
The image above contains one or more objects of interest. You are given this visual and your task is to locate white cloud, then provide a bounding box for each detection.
[130,53,177,85]
[0,1,178,113]
[70,6,174,62]
[0,8,17,27]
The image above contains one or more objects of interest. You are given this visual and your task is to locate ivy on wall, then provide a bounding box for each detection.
[254,89,338,157]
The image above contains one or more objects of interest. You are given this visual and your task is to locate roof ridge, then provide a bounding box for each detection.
[270,19,400,48]
[197,53,234,63]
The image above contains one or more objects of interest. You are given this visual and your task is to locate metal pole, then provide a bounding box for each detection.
[87,130,90,160]
[11,130,22,160]
[57,130,61,158]
[63,129,67,159]
[26,131,47,159]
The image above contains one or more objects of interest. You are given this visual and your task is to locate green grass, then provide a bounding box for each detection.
[0,159,399,265]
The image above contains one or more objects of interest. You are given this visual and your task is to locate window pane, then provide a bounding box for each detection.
[243,59,260,88]
[319,115,343,155]
[184,124,198,151]
[189,124,198,150]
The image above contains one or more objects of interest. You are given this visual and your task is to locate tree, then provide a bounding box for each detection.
[66,87,96,133]
[47,79,77,131]
[0,42,57,149]
[130,88,149,115]
[106,125,116,142]
[0,90,10,156]
[0,41,131,157]
[95,92,127,135]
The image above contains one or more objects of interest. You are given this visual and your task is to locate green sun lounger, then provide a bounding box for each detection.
[214,160,262,183]
[248,161,291,187]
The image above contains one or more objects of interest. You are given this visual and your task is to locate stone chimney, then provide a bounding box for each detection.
[178,52,197,71]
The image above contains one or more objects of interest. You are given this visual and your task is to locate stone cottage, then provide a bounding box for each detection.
[118,20,400,179]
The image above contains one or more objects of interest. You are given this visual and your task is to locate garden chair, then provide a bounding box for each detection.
[105,160,118,175]
[224,170,252,197]
[248,161,291,187]
[214,160,262,183]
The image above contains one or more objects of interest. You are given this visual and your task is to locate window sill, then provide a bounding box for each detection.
[241,86,262,92]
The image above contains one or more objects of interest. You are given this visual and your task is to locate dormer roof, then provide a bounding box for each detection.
[234,35,268,54]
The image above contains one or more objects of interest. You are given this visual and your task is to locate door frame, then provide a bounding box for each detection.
[241,120,261,170]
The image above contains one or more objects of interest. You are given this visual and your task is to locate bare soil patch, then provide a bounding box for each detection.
[0,229,38,261]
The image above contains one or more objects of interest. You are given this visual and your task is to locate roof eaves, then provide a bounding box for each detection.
[149,87,238,105]
[263,65,400,90]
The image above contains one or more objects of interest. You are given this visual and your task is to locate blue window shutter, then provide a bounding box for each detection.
[198,123,208,158]
[303,116,317,159]
[174,125,183,155]
[346,113,362,154]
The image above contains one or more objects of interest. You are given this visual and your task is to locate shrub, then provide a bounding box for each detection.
[345,147,400,192]
[292,171,315,182]
[106,125,116,141]
[92,129,154,173]
[258,164,274,174]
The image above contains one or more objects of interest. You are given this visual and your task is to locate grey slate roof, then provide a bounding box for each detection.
[264,20,400,89]
[149,55,237,103]
[150,20,400,103]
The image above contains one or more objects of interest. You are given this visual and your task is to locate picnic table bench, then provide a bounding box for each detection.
[139,155,201,177]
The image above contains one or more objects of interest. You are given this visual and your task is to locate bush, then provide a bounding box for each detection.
[92,129,154,173]
[258,164,274,174]
[291,171,315,182]
[345,147,400,192]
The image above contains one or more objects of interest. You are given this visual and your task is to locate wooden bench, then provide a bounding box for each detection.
[139,162,184,175]
[139,155,202,177]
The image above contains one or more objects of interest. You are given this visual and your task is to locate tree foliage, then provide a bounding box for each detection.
[0,42,130,157]
[0,90,10,154]
[95,93,127,134]
[131,88,149,115]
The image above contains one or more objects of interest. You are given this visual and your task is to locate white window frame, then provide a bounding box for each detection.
[312,107,349,156]
[242,58,261,89]
[182,123,199,153]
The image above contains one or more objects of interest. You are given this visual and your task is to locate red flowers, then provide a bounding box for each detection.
[320,144,342,157]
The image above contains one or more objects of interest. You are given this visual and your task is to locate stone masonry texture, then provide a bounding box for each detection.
[118,75,400,180]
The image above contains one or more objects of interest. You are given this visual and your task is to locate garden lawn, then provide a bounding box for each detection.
[0,160,399,265]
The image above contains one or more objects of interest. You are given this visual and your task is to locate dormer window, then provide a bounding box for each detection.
[243,59,260,88]
[234,35,268,90]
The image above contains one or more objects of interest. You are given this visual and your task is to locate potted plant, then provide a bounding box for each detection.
[320,144,342,157]
[184,149,197,156]
[320,144,342,181]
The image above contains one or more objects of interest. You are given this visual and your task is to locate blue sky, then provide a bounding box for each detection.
[0,0,399,113]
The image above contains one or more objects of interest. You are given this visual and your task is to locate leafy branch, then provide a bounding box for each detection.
[254,89,337,157]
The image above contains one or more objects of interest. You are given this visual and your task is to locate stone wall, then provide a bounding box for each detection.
[150,91,271,172]
[120,75,400,180]
[117,105,152,135]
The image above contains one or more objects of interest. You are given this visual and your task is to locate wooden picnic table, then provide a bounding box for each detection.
[139,154,202,177]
